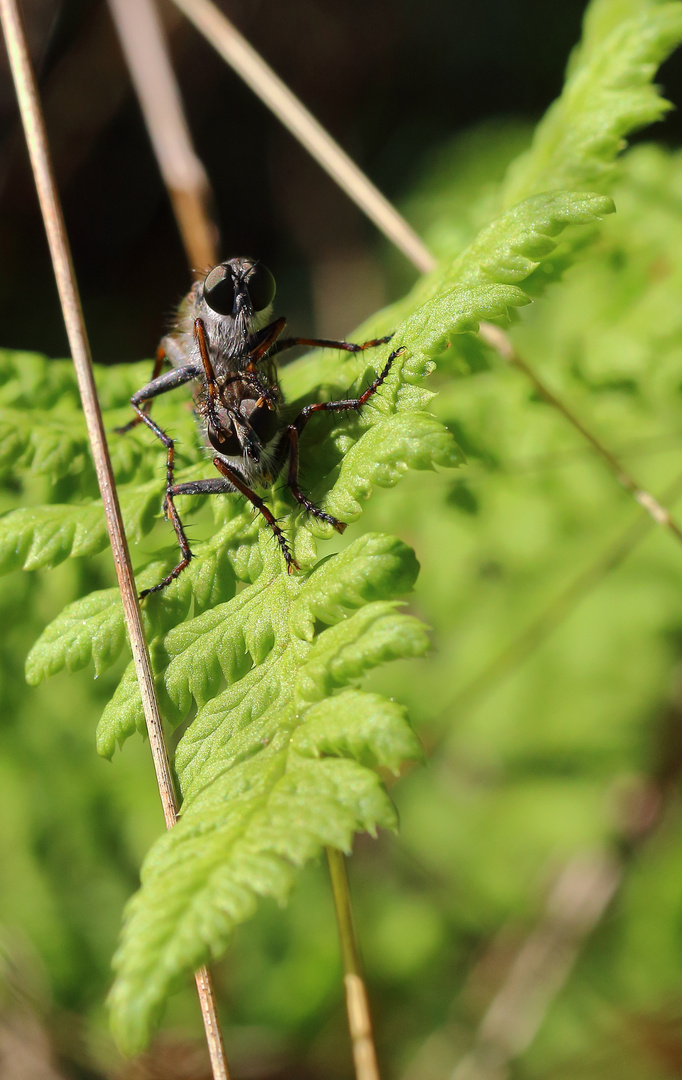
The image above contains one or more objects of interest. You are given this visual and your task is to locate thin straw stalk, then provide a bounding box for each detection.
[0,2,228,1074]
[328,849,382,1080]
[107,0,218,271]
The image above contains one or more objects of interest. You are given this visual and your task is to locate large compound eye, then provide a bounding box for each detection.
[246,264,276,312]
[203,265,236,316]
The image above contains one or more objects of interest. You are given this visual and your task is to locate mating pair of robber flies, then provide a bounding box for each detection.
[121,257,402,598]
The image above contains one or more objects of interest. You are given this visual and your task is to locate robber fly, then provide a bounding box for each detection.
[121,257,403,598]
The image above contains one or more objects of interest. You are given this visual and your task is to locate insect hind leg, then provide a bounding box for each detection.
[286,346,405,529]
[211,457,299,572]
[118,366,200,598]
[140,478,234,598]
[137,420,194,599]
[143,461,299,597]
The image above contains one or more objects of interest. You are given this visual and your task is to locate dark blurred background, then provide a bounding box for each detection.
[0,0,651,365]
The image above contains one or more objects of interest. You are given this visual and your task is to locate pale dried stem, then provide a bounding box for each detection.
[449,851,622,1080]
[327,849,382,1080]
[193,968,229,1078]
[107,0,218,271]
[0,3,228,1075]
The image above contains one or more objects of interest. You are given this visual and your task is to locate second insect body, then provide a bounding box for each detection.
[123,257,401,597]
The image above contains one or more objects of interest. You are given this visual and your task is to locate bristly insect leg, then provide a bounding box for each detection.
[194,318,225,435]
[140,466,195,599]
[211,456,300,572]
[245,316,286,370]
[118,363,202,599]
[286,426,346,533]
[115,344,168,434]
[140,478,233,597]
[271,332,394,357]
[142,458,298,593]
[286,346,405,529]
[120,362,202,434]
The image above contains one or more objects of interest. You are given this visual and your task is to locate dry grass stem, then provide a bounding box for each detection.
[107,0,218,271]
[449,851,622,1080]
[0,1,228,1073]
[327,848,382,1080]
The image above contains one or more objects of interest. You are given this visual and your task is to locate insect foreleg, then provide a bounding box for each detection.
[245,316,287,370]
[194,318,224,434]
[272,332,394,357]
[115,345,172,433]
[286,346,405,529]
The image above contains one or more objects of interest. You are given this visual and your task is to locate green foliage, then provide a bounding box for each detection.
[3,0,682,1067]
[445,191,614,287]
[362,133,682,1080]
[502,0,682,204]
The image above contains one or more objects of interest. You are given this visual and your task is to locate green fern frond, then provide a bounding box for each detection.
[447,192,615,287]
[108,534,426,1052]
[394,1,682,279]
[502,1,682,205]
[0,407,90,481]
[343,194,614,348]
[0,504,109,573]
